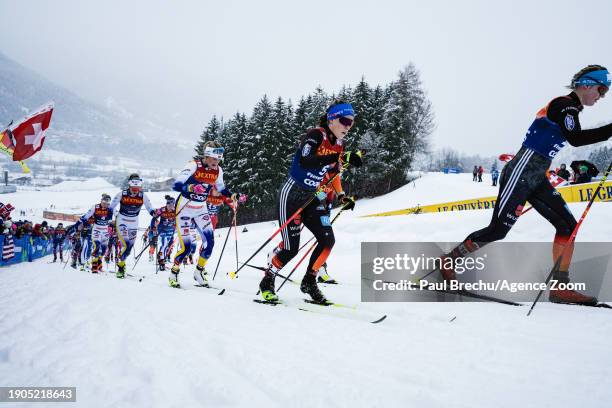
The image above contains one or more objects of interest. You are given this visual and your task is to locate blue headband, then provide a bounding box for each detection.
[575,69,611,87]
[327,103,355,121]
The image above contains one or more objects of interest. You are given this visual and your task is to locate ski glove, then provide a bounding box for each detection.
[315,190,327,202]
[231,193,248,204]
[339,195,356,211]
[191,184,207,195]
[341,151,363,167]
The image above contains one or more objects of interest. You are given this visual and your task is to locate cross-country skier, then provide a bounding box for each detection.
[66,223,81,269]
[183,220,198,266]
[439,65,611,306]
[151,195,176,271]
[52,222,66,262]
[147,226,158,262]
[105,223,117,263]
[77,194,114,273]
[109,173,155,278]
[259,101,363,303]
[168,141,240,288]
[79,220,93,270]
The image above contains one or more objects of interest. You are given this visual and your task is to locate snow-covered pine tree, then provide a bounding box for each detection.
[270,97,295,184]
[292,96,310,139]
[244,95,275,218]
[306,87,331,129]
[380,64,434,192]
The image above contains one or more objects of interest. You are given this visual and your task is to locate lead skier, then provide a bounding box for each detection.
[439,65,611,305]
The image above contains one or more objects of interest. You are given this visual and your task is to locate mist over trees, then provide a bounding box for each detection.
[195,64,434,224]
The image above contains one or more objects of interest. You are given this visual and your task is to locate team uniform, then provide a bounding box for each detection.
[79,204,114,272]
[109,188,154,277]
[151,205,176,270]
[146,226,158,261]
[206,191,234,229]
[52,226,67,262]
[66,224,81,269]
[447,91,612,304]
[169,158,233,287]
[105,224,118,263]
[79,222,93,269]
[262,126,346,302]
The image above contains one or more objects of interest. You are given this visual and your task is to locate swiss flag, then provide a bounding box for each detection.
[11,102,54,161]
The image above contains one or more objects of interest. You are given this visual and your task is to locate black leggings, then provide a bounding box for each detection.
[461,147,576,267]
[270,178,335,274]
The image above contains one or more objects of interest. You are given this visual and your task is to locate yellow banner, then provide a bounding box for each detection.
[362,181,612,217]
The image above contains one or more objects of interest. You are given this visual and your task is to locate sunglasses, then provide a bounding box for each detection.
[581,76,609,97]
[338,117,354,127]
[597,86,608,97]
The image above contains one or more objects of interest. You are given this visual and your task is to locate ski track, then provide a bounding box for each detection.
[2,173,612,407]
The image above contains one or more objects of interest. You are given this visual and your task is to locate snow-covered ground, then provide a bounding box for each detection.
[1,173,611,408]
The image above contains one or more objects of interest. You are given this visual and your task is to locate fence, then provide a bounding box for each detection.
[0,235,66,267]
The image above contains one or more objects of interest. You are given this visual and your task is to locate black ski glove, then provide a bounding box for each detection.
[338,195,356,211]
[341,151,364,167]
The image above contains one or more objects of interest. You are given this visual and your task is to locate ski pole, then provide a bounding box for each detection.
[527,160,612,316]
[154,239,158,274]
[176,199,192,215]
[276,204,350,293]
[233,206,239,273]
[212,220,233,280]
[228,155,361,280]
[130,242,150,272]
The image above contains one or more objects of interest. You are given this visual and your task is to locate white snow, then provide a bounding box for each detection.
[1,173,611,408]
[44,177,117,192]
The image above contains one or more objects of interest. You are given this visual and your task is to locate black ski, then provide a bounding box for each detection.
[253,299,387,324]
[195,284,225,295]
[415,285,522,307]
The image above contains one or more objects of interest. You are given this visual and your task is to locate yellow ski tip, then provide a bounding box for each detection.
[229,271,237,280]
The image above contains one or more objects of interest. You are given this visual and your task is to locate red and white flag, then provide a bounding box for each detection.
[10,102,54,161]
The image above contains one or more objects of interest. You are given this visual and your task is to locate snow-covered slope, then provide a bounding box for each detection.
[1,173,611,408]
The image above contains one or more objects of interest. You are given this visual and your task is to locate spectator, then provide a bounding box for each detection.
[574,165,592,184]
[472,166,478,182]
[478,165,484,182]
[491,169,500,186]
[557,163,571,181]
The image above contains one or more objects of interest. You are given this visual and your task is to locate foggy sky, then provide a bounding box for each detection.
[0,0,610,156]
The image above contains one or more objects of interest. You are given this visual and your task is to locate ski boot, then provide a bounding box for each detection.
[300,272,328,304]
[91,259,99,273]
[438,256,457,282]
[52,256,57,263]
[70,261,77,270]
[116,261,126,279]
[317,263,338,284]
[549,271,597,306]
[259,270,279,302]
[169,265,180,288]
[194,266,209,287]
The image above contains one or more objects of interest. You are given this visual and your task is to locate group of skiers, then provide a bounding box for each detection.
[55,64,612,308]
